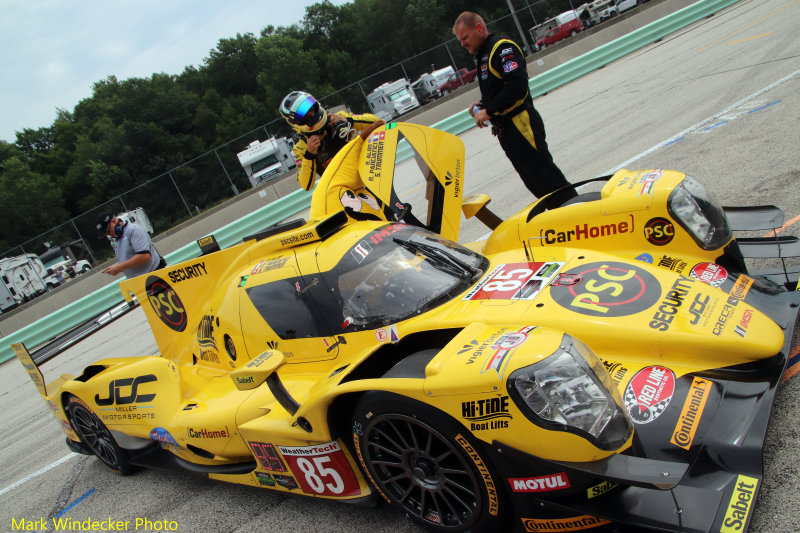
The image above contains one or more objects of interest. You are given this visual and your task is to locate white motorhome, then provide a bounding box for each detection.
[117,207,154,235]
[430,66,456,89]
[367,79,421,120]
[0,254,47,304]
[236,138,297,188]
[411,74,441,105]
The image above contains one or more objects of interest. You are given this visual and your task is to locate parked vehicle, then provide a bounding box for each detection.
[236,138,297,189]
[411,73,441,105]
[536,10,584,50]
[0,254,47,304]
[367,79,420,120]
[429,66,456,89]
[437,68,478,95]
[116,207,154,235]
[17,122,800,533]
[601,0,639,20]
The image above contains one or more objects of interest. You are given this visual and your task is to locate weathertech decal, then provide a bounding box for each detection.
[720,475,759,532]
[670,377,712,450]
[508,472,570,493]
[521,515,610,532]
[145,275,187,332]
[550,262,661,317]
[623,366,676,424]
[277,441,360,497]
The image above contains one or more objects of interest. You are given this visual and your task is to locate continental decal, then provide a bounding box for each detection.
[730,275,754,300]
[720,475,759,533]
[455,434,498,516]
[522,514,611,532]
[536,215,634,246]
[670,377,712,450]
[167,262,207,283]
[353,431,390,503]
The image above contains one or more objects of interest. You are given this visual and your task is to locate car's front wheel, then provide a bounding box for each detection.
[67,395,135,475]
[352,392,507,533]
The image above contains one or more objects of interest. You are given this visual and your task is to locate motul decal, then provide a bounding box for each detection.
[508,472,570,493]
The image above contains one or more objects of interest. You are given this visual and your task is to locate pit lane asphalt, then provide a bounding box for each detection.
[1,0,799,531]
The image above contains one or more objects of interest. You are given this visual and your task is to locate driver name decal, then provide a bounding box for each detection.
[364,131,385,182]
[463,262,563,300]
[550,262,661,317]
[146,275,187,332]
[624,366,676,424]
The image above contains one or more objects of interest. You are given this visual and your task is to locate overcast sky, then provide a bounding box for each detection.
[0,0,350,143]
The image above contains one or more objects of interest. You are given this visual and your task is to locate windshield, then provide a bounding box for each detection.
[251,154,280,173]
[324,225,487,329]
[388,88,410,101]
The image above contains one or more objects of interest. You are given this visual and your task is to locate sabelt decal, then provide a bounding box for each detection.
[730,275,754,300]
[587,480,617,499]
[455,434,498,516]
[623,366,676,424]
[535,215,634,246]
[278,441,360,497]
[521,515,611,532]
[146,275,187,332]
[644,217,674,245]
[690,262,728,288]
[508,472,570,493]
[670,377,712,450]
[463,262,563,301]
[720,475,759,533]
[550,262,661,317]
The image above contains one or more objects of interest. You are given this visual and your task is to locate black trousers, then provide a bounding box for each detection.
[494,106,576,203]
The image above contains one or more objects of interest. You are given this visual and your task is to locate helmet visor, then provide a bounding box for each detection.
[293,98,320,127]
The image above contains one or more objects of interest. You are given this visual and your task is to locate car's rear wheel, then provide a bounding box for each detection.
[441,88,450,96]
[67,395,135,475]
[352,392,507,533]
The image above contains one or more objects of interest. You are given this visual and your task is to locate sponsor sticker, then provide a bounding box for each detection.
[730,275,754,299]
[550,262,661,317]
[670,377,712,450]
[146,275,187,332]
[587,480,617,499]
[623,366,676,424]
[375,324,400,343]
[508,472,570,493]
[644,217,675,245]
[690,262,728,288]
[503,60,518,72]
[636,253,653,263]
[720,475,759,533]
[278,441,361,497]
[521,515,611,532]
[250,442,287,472]
[463,395,512,431]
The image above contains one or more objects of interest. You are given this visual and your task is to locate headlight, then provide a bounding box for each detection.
[507,334,632,451]
[668,176,731,250]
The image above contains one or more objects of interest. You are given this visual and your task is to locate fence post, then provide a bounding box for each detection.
[214,150,239,196]
[168,171,195,218]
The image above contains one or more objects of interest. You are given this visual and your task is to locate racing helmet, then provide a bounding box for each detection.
[279,91,328,133]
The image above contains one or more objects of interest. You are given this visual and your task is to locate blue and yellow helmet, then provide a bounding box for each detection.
[279,91,328,133]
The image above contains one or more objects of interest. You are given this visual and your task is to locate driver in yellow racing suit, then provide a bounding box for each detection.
[279,91,380,191]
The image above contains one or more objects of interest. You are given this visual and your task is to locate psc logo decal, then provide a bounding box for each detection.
[644,217,675,245]
[146,275,187,332]
[623,366,676,424]
[549,262,661,317]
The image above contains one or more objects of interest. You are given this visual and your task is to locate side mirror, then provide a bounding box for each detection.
[230,350,286,391]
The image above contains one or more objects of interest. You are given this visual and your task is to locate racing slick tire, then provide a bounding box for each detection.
[352,391,508,533]
[66,395,136,475]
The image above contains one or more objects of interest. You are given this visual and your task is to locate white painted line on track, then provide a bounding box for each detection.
[602,69,800,175]
[0,453,77,497]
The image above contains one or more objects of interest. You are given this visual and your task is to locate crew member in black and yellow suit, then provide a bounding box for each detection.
[279,91,380,191]
[453,12,576,204]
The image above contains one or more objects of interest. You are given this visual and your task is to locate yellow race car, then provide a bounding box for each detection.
[16,122,800,533]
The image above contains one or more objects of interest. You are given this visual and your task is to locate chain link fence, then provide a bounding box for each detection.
[0,0,583,286]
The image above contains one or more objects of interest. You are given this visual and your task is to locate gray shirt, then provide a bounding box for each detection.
[113,222,161,278]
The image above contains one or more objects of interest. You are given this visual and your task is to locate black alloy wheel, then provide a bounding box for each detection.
[67,396,134,475]
[352,392,506,532]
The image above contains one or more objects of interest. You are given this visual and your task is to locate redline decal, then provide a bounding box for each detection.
[623,366,676,424]
[690,262,728,288]
[508,472,570,493]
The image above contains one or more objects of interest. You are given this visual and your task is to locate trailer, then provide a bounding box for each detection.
[236,138,297,188]
[411,73,441,105]
[0,254,47,305]
[366,79,420,120]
